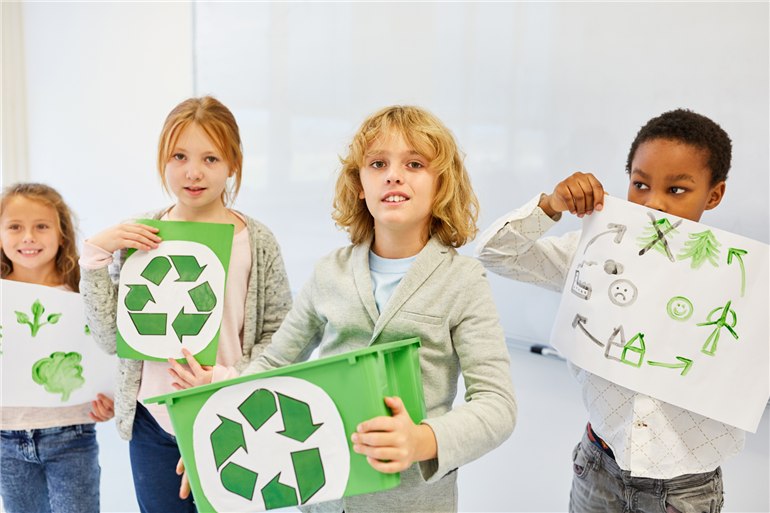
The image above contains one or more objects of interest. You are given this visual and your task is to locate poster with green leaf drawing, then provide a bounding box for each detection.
[1,280,116,407]
[116,220,234,365]
[550,196,769,432]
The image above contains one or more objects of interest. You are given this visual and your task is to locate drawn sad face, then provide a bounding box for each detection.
[608,279,638,306]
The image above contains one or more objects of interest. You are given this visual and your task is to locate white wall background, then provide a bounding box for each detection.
[10,2,769,512]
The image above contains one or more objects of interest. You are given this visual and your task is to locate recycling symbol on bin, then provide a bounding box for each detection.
[193,377,349,512]
[125,255,215,341]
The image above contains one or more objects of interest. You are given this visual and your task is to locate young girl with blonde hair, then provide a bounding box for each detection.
[238,105,517,512]
[1,183,114,513]
[80,96,292,512]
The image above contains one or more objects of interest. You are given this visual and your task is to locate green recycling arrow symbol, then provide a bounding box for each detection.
[124,284,155,311]
[220,461,257,500]
[170,255,207,282]
[188,281,217,312]
[171,308,210,342]
[141,256,172,285]
[239,389,278,431]
[211,415,247,468]
[128,312,167,335]
[278,393,323,442]
[262,473,298,510]
[292,448,326,503]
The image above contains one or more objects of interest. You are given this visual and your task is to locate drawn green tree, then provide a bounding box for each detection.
[15,299,62,337]
[637,218,679,256]
[31,351,85,401]
[677,230,721,269]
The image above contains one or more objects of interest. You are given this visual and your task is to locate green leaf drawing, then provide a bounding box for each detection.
[15,299,62,337]
[31,351,85,401]
[84,324,91,335]
[677,230,721,269]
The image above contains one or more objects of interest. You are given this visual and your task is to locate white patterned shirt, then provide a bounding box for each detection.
[475,193,745,479]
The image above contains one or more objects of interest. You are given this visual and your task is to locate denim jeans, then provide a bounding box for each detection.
[0,423,100,513]
[129,402,196,513]
[569,431,724,513]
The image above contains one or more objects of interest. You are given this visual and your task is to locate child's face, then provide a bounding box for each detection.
[358,131,438,241]
[164,122,232,211]
[626,138,725,222]
[0,196,61,276]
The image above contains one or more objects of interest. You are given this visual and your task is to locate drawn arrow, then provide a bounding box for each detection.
[220,461,258,500]
[262,473,298,510]
[140,256,171,285]
[278,393,323,442]
[239,389,278,431]
[170,255,207,282]
[124,284,155,311]
[727,248,748,297]
[171,308,210,342]
[584,223,627,254]
[647,356,693,376]
[188,281,217,312]
[128,312,167,335]
[211,415,247,469]
[292,448,326,504]
[572,314,604,347]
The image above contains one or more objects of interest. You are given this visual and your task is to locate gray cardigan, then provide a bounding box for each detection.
[246,237,517,513]
[80,211,292,440]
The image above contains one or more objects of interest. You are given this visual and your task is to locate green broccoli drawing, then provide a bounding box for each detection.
[15,299,62,337]
[677,230,721,269]
[31,351,85,401]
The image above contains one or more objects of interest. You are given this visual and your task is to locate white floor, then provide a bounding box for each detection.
[79,346,770,512]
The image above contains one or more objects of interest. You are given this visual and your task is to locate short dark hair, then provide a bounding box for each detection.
[626,109,732,184]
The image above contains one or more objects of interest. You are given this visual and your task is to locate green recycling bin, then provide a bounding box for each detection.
[145,338,425,512]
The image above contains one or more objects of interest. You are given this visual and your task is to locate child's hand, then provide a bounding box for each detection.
[89,393,115,422]
[540,172,606,218]
[177,457,191,499]
[351,396,437,473]
[168,348,214,390]
[88,223,161,253]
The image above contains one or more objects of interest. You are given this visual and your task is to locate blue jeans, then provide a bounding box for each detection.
[0,423,100,513]
[569,431,724,513]
[129,402,196,513]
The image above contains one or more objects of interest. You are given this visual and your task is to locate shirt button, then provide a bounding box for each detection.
[634,420,647,428]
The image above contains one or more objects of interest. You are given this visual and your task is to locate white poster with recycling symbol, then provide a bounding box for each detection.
[550,196,769,432]
[116,220,234,364]
[192,376,349,512]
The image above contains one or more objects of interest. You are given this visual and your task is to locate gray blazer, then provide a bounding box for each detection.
[80,211,292,440]
[246,237,517,513]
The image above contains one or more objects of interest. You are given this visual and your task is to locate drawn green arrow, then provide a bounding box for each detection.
[261,474,298,510]
[292,448,326,504]
[647,356,693,376]
[211,415,247,469]
[171,308,210,342]
[727,248,748,297]
[124,284,155,311]
[239,389,277,431]
[128,312,167,335]
[141,256,171,285]
[220,461,257,500]
[170,255,207,282]
[188,281,216,312]
[277,393,323,442]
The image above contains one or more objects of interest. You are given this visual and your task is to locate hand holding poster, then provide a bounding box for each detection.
[1,280,116,407]
[550,196,769,432]
[116,219,234,364]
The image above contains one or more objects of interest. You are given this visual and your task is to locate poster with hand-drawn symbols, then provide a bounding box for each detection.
[1,280,116,407]
[550,196,769,432]
[116,220,234,365]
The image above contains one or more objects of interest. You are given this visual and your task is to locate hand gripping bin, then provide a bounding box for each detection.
[145,338,426,512]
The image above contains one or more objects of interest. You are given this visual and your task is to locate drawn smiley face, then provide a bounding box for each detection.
[667,296,694,321]
[608,279,638,306]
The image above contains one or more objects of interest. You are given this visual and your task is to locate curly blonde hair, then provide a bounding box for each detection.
[333,105,479,247]
[0,183,80,292]
[157,96,243,206]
